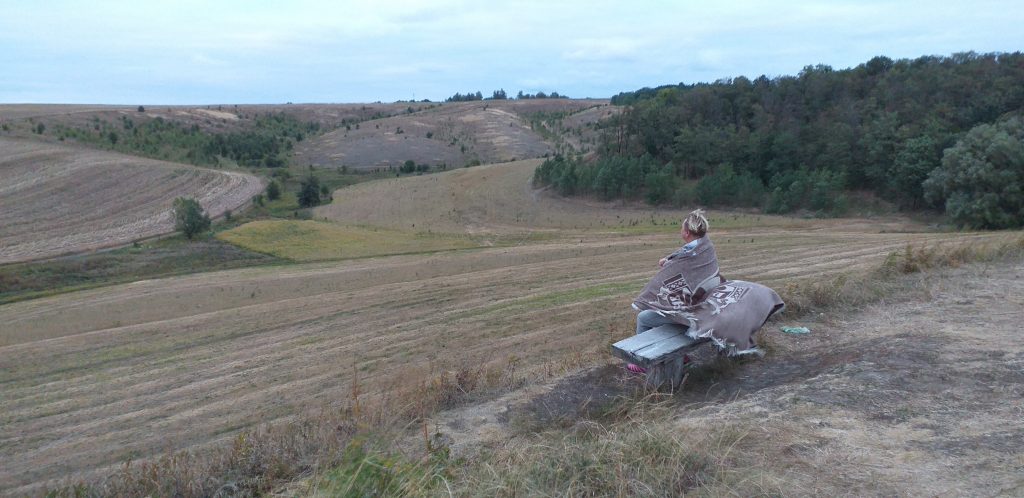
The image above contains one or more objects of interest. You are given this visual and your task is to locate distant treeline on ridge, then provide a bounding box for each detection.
[534,52,1024,228]
[446,89,566,102]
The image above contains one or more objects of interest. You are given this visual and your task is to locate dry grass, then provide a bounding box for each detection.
[314,158,815,236]
[445,407,777,497]
[779,234,1024,316]
[41,354,533,497]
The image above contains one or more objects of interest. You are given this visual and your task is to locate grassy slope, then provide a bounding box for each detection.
[293,99,608,170]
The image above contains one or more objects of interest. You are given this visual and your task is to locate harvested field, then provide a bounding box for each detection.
[0,137,264,263]
[3,153,1019,494]
[293,100,610,170]
[1,217,1016,493]
[216,220,477,261]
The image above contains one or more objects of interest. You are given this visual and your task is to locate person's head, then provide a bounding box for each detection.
[681,209,708,242]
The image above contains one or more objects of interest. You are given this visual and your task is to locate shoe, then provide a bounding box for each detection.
[626,363,646,374]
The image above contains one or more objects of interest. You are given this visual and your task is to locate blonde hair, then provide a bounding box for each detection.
[683,209,709,238]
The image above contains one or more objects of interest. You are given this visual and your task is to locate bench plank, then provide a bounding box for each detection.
[611,324,704,367]
[612,324,712,391]
[633,334,700,360]
[613,326,683,353]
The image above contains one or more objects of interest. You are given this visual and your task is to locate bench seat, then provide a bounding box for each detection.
[611,324,708,389]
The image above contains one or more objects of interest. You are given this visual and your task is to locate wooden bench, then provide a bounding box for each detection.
[611,325,708,390]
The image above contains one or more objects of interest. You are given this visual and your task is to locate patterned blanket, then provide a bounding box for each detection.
[633,237,785,355]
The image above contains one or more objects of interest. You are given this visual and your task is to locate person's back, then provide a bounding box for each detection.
[630,209,784,365]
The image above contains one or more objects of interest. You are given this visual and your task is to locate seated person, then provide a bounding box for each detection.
[629,209,784,373]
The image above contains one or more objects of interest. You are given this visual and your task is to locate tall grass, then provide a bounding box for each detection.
[778,235,1024,316]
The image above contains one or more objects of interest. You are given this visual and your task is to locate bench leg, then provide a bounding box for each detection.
[645,355,688,391]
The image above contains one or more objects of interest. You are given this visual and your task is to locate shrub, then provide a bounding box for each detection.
[172,197,211,240]
[266,181,281,201]
[924,117,1024,229]
[298,175,321,208]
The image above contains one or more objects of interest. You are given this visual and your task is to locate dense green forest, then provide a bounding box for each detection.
[54,112,320,168]
[535,52,1024,228]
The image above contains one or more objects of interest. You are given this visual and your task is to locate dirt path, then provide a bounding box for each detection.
[430,259,1024,496]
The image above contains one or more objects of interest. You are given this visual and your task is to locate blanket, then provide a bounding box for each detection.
[633,237,785,355]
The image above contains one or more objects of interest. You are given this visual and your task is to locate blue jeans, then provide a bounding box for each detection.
[636,309,688,335]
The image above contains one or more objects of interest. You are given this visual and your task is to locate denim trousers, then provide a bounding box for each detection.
[635,309,688,335]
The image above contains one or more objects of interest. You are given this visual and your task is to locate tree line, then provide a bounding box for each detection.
[446,89,567,102]
[536,52,1024,228]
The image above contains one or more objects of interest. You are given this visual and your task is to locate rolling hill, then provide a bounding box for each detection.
[0,137,264,263]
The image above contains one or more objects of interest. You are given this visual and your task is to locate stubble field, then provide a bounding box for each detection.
[0,137,264,264]
[1,156,1016,494]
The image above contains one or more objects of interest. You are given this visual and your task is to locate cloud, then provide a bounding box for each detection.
[2,0,1023,103]
[562,37,646,62]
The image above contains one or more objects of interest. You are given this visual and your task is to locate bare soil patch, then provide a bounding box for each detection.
[0,137,264,263]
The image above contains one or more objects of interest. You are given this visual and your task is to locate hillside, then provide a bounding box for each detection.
[551,52,1024,226]
[314,158,821,236]
[293,99,612,170]
[0,137,264,263]
[0,102,421,134]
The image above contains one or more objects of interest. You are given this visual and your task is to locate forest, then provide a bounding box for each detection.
[535,52,1024,228]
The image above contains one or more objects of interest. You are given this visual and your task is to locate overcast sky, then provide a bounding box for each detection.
[1,0,1021,104]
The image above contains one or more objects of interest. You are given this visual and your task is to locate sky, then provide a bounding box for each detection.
[1,0,1022,104]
